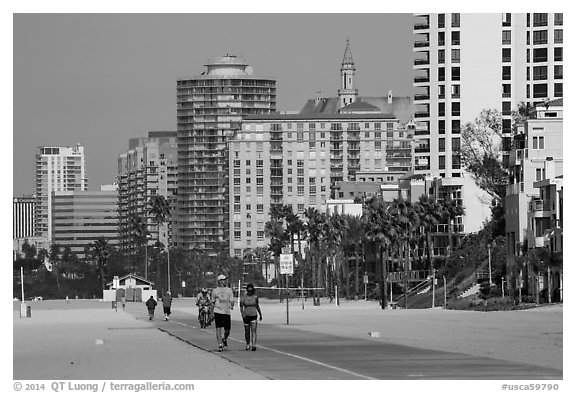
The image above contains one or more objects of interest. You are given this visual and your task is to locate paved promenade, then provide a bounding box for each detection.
[11,297,563,380]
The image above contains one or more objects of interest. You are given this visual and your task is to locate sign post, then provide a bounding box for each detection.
[363,273,368,301]
[280,254,294,325]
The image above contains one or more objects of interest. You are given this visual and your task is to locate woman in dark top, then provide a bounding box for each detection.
[240,283,262,351]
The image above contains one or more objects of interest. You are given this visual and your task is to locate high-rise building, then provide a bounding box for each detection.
[229,111,403,257]
[52,185,119,260]
[13,195,35,239]
[176,55,276,254]
[117,132,177,253]
[411,13,563,234]
[34,145,87,240]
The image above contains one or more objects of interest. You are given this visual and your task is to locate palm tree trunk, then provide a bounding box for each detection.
[311,246,317,301]
[380,246,387,309]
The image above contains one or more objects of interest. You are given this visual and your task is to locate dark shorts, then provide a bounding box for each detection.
[243,315,258,324]
[163,306,171,315]
[214,313,231,330]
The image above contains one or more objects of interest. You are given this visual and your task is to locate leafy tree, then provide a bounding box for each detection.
[460,109,508,202]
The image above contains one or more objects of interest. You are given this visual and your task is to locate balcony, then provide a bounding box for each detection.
[414,76,430,84]
[414,94,430,101]
[414,41,430,48]
[414,58,430,66]
[414,111,430,118]
[414,22,430,30]
[415,147,430,153]
[529,199,552,212]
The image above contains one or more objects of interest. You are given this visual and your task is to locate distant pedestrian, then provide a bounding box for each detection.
[240,283,262,351]
[162,292,173,321]
[146,295,157,320]
[211,274,234,352]
[196,288,213,328]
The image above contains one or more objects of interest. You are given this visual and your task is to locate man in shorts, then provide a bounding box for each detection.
[211,274,234,352]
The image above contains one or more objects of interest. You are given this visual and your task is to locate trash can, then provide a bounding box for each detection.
[111,300,117,309]
[20,303,31,318]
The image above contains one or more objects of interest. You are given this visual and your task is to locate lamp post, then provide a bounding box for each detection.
[487,243,493,286]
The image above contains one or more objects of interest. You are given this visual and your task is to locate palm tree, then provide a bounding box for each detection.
[91,237,110,292]
[388,198,420,308]
[324,212,346,303]
[265,205,290,286]
[363,197,395,309]
[344,215,365,298]
[414,195,443,276]
[304,207,326,302]
[148,195,172,292]
[129,214,149,277]
[440,195,465,260]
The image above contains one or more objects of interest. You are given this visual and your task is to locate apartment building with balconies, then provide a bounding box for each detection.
[117,131,177,253]
[412,13,563,236]
[176,55,276,255]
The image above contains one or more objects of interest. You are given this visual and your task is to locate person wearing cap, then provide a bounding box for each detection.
[211,274,234,351]
[240,283,262,351]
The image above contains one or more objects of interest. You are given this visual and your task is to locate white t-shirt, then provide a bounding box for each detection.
[211,286,234,315]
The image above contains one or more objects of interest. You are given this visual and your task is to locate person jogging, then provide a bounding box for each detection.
[145,295,157,320]
[196,288,212,328]
[240,283,263,351]
[211,274,234,352]
[162,291,172,321]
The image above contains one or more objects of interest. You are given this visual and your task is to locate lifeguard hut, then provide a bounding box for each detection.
[103,273,157,302]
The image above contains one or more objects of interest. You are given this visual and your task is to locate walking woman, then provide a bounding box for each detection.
[240,283,262,351]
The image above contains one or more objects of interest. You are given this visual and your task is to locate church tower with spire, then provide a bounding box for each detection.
[338,37,358,109]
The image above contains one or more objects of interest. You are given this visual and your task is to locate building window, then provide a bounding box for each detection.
[502,84,511,98]
[533,66,547,81]
[438,14,445,28]
[451,13,460,28]
[554,13,563,26]
[438,49,445,64]
[439,155,445,169]
[554,29,563,44]
[375,141,381,150]
[554,83,563,97]
[526,49,530,63]
[533,84,548,98]
[554,47,562,62]
[502,66,511,80]
[233,160,241,168]
[297,186,305,196]
[438,102,445,117]
[451,49,460,63]
[452,154,461,169]
[533,48,548,63]
[451,102,460,116]
[452,137,461,152]
[503,119,512,133]
[451,31,460,45]
[256,160,263,167]
[234,231,241,241]
[533,30,548,45]
[438,84,445,98]
[451,67,460,81]
[502,30,511,45]
[526,84,530,99]
[502,13,511,26]
[554,65,563,79]
[451,120,461,133]
[297,132,304,141]
[502,101,511,116]
[502,48,511,62]
[438,67,445,82]
[438,120,445,134]
[257,231,264,240]
[532,136,544,150]
[536,168,543,181]
[375,131,382,139]
[257,204,264,213]
[533,13,547,27]
[451,84,460,98]
[234,205,241,213]
[439,138,445,152]
[438,32,445,46]
[526,13,530,27]
[309,186,316,194]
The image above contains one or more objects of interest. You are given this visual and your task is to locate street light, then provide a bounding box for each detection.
[487,243,493,286]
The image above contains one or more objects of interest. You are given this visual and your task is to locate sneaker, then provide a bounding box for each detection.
[222,338,227,347]
[218,345,223,352]
[245,344,251,351]
[251,346,257,351]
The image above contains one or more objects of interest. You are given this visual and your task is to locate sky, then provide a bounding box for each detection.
[13,13,415,195]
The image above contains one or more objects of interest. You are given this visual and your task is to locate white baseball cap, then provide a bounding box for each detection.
[217,274,227,281]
